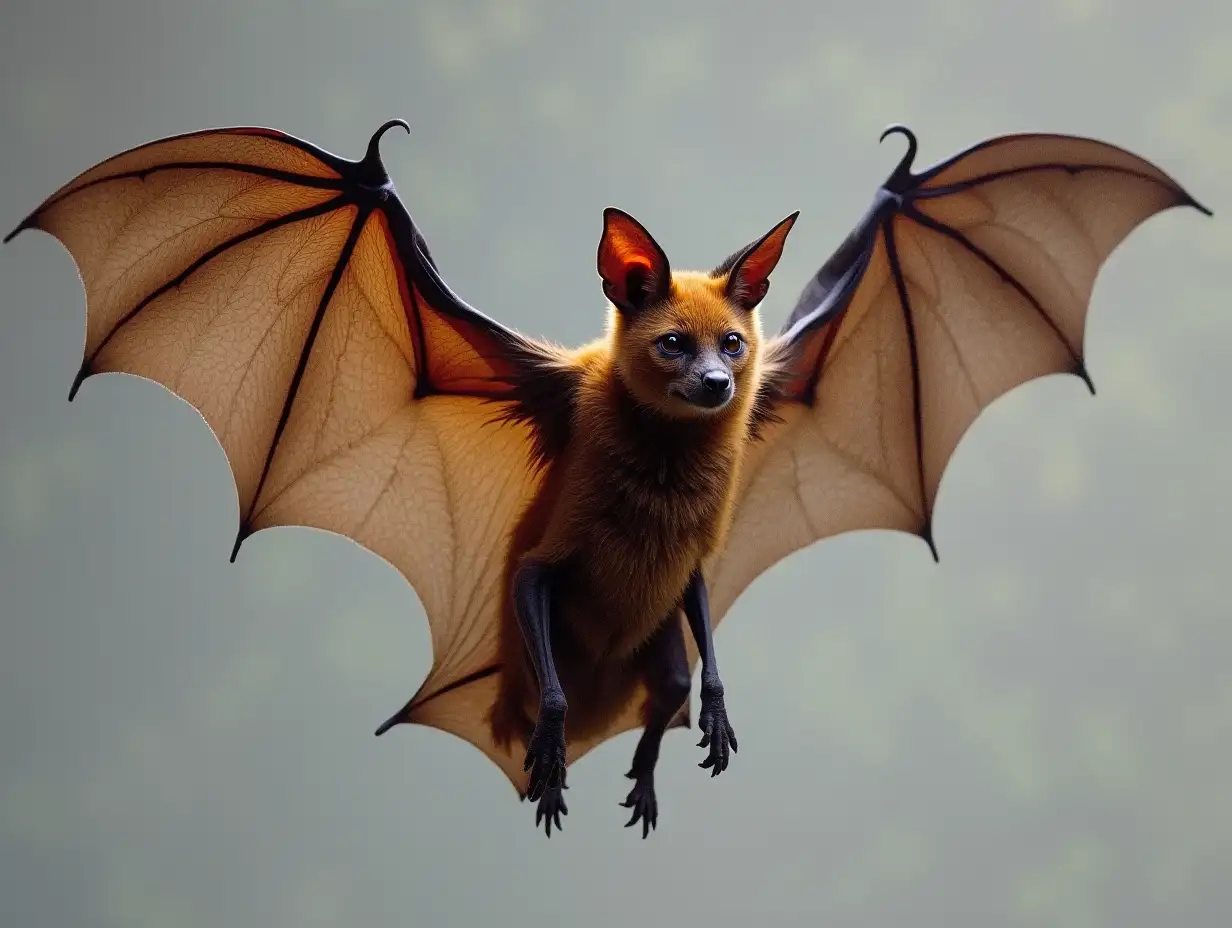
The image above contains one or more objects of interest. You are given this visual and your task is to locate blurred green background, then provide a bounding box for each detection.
[0,1,1227,925]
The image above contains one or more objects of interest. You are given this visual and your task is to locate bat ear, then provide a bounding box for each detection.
[597,208,672,314]
[723,211,800,311]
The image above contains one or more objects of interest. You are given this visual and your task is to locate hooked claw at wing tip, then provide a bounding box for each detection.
[376,118,411,139]
[879,124,919,189]
[879,123,915,144]
[364,119,411,165]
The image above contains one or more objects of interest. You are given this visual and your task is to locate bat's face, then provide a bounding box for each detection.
[597,207,796,422]
[614,271,763,420]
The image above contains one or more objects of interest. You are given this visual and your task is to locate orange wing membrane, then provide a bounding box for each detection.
[6,121,557,791]
[709,126,1208,624]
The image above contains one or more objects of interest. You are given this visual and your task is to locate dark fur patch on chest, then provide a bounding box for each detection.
[593,386,735,538]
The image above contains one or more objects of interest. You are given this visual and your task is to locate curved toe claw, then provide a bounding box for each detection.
[696,697,738,776]
[620,773,658,839]
[534,782,569,838]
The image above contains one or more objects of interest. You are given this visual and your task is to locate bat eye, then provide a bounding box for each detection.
[657,333,685,356]
[721,332,745,356]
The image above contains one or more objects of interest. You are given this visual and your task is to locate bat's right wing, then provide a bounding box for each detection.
[707,127,1208,625]
[6,121,574,791]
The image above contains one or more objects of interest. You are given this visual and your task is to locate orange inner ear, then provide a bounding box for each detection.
[732,213,798,298]
[598,211,667,305]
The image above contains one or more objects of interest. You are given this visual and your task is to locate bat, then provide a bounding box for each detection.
[5,118,1207,838]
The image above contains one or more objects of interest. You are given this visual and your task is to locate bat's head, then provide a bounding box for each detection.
[598,207,798,420]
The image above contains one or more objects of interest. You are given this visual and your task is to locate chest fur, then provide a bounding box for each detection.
[588,436,732,555]
[551,398,742,654]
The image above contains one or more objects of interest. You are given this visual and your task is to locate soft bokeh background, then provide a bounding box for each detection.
[1,1,1227,925]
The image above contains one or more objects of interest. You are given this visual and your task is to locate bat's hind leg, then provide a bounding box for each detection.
[621,616,691,838]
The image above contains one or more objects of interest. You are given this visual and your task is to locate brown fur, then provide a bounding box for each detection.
[490,214,796,750]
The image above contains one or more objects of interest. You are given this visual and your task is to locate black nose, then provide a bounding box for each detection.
[702,370,731,394]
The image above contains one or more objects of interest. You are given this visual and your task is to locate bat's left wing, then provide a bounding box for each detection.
[707,127,1209,624]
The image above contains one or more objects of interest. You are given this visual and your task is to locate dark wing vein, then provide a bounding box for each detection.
[766,232,878,409]
[230,205,371,559]
[408,286,432,391]
[881,216,936,559]
[904,205,1092,391]
[72,195,351,399]
[414,664,502,713]
[375,662,503,737]
[375,207,519,401]
[21,162,347,228]
[797,248,889,399]
[801,320,841,401]
[915,163,1198,206]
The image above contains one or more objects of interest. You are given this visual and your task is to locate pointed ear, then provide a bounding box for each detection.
[723,211,800,310]
[597,208,671,314]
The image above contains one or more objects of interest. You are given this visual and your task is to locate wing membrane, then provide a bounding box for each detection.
[709,129,1208,623]
[7,123,556,791]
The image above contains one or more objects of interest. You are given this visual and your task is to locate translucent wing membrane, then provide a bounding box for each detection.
[709,129,1208,623]
[7,123,551,791]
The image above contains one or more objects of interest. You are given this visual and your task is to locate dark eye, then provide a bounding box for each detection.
[721,332,744,355]
[657,333,685,356]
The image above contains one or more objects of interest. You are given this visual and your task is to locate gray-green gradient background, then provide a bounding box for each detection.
[1,1,1228,925]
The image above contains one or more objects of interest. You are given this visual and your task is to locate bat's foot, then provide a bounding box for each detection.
[620,771,658,839]
[523,705,567,802]
[534,782,568,838]
[697,686,738,777]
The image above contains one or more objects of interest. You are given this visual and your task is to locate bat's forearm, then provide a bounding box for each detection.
[682,567,722,695]
[513,561,567,716]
